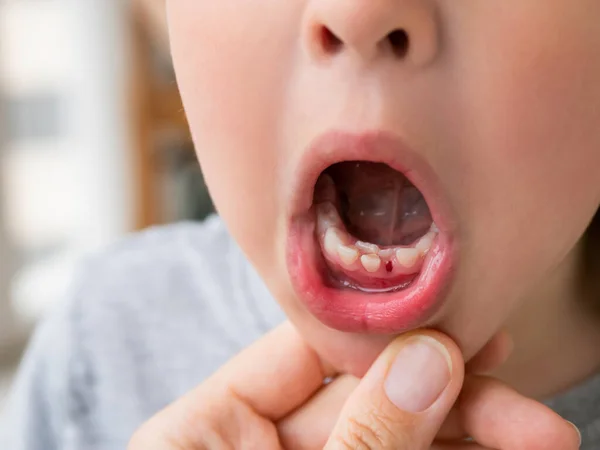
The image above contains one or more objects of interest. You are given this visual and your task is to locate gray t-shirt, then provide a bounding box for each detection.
[1,216,599,449]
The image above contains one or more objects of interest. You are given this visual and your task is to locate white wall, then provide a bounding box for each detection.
[0,0,133,330]
[66,0,134,252]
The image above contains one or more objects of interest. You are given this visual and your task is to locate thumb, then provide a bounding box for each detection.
[325,331,464,450]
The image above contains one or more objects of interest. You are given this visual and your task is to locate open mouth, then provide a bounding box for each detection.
[315,161,437,294]
[287,131,455,333]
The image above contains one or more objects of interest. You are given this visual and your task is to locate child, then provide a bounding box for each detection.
[2,0,600,448]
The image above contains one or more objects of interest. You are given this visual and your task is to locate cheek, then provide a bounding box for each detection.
[167,1,302,263]
[436,4,600,349]
[458,4,600,268]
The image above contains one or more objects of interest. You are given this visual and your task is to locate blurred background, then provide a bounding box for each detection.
[0,0,213,416]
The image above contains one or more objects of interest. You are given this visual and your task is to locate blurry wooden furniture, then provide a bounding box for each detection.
[129,0,192,229]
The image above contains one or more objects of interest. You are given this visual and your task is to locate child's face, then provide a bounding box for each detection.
[167,1,600,374]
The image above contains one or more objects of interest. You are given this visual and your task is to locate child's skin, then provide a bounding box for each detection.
[130,0,600,447]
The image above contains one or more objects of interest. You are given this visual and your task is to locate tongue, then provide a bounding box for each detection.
[325,162,432,246]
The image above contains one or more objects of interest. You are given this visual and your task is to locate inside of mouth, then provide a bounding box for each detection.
[313,161,436,292]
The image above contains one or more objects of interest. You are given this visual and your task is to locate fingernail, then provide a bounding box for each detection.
[567,421,581,447]
[384,336,452,413]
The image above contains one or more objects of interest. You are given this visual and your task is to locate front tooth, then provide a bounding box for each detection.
[355,241,380,254]
[338,245,359,266]
[415,232,436,254]
[324,228,344,257]
[378,249,395,259]
[395,248,420,268]
[360,254,381,273]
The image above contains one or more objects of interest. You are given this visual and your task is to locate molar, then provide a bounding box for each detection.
[416,231,437,255]
[324,227,345,257]
[317,202,344,232]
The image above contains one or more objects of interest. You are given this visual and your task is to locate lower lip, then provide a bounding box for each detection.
[287,217,454,333]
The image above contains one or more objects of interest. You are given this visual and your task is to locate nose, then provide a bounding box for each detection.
[304,0,439,65]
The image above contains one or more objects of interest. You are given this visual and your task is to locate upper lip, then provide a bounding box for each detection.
[288,129,454,236]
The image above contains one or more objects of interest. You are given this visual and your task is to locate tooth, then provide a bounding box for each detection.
[324,228,344,257]
[360,254,381,273]
[338,245,359,266]
[395,248,420,268]
[355,241,380,254]
[378,249,394,259]
[415,232,436,254]
[431,222,439,233]
[317,203,343,232]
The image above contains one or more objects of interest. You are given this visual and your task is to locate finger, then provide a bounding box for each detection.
[437,330,514,442]
[278,328,513,449]
[279,331,514,449]
[202,321,336,420]
[466,330,514,375]
[325,330,465,450]
[431,443,490,450]
[458,376,581,449]
[129,322,335,449]
[436,408,468,441]
[278,374,359,450]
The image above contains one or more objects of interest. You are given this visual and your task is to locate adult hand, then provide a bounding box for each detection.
[129,322,581,449]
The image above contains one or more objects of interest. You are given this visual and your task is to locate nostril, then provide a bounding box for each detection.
[319,26,344,54]
[388,29,409,58]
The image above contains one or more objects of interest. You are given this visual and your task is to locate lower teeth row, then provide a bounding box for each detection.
[317,202,438,275]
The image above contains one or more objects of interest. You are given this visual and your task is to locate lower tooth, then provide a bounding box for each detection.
[416,232,436,254]
[378,249,395,259]
[324,228,344,256]
[356,241,380,254]
[338,245,359,266]
[396,248,420,268]
[317,203,343,232]
[360,254,381,273]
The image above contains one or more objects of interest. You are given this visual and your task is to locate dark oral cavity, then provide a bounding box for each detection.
[313,161,438,293]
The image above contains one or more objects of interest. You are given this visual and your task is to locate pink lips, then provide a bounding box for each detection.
[286,131,456,333]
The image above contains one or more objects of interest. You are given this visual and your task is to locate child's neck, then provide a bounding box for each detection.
[493,242,600,400]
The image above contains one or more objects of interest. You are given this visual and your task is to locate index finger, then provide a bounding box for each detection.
[459,376,581,449]
[198,321,336,420]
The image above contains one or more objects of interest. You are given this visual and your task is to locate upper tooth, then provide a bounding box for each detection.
[395,248,420,268]
[324,228,344,257]
[338,245,359,266]
[360,254,381,273]
[355,241,380,254]
[415,232,436,254]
